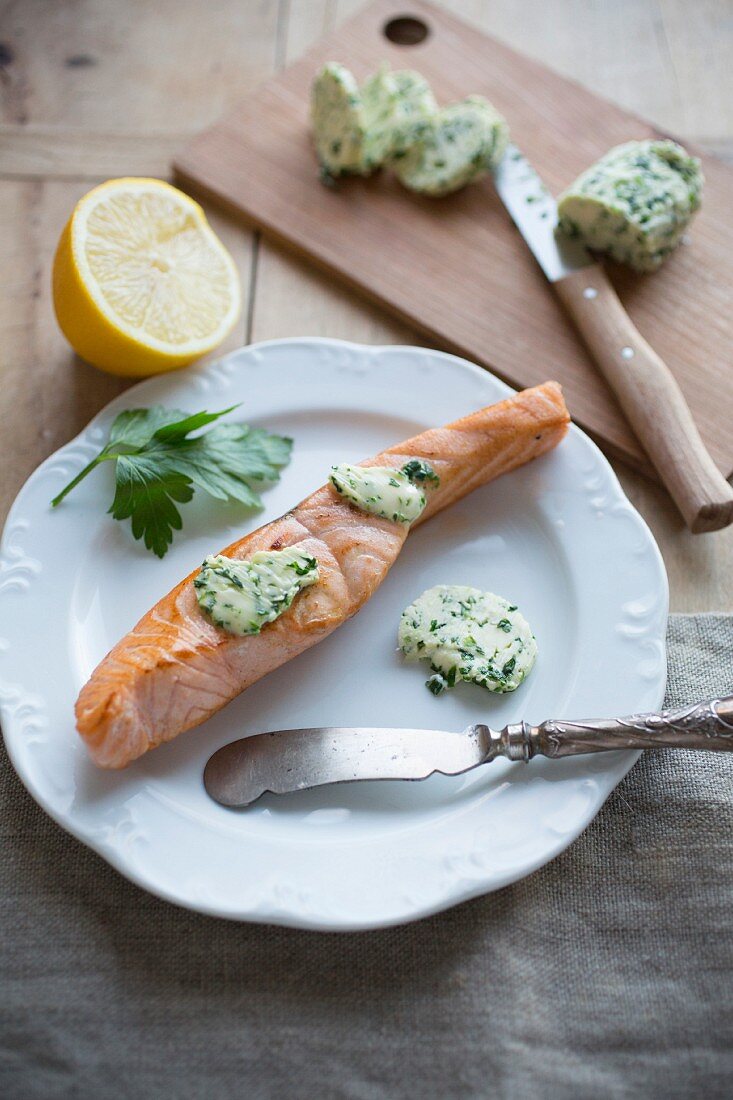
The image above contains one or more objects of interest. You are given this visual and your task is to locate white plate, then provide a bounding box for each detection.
[0,339,668,930]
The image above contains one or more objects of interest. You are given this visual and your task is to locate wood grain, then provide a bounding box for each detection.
[0,0,281,131]
[0,126,190,180]
[175,0,733,481]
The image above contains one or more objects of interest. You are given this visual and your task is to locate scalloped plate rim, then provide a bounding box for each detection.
[0,338,669,930]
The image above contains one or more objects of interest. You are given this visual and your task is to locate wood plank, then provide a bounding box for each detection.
[429,1,733,147]
[2,121,728,184]
[0,0,272,519]
[616,465,733,613]
[254,0,415,347]
[174,0,733,483]
[0,127,190,180]
[654,0,733,138]
[251,240,417,347]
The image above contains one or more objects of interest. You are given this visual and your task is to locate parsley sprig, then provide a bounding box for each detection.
[51,405,292,558]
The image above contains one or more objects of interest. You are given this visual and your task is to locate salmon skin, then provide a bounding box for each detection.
[76,382,570,768]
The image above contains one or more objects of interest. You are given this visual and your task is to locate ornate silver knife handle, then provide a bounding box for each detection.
[481,696,733,763]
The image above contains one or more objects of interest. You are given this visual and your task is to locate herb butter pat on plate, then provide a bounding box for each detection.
[399,586,537,695]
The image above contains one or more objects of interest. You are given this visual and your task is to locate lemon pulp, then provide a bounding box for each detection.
[53,178,241,377]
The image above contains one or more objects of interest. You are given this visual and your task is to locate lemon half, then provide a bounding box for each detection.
[52,178,241,377]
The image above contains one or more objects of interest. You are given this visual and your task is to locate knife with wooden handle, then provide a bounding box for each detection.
[493,144,733,533]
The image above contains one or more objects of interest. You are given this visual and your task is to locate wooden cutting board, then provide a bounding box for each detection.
[174,0,733,478]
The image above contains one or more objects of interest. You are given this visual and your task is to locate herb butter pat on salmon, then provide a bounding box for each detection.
[194,547,319,635]
[399,586,537,695]
[330,460,439,524]
[557,139,703,272]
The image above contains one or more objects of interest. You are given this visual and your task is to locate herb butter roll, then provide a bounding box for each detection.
[557,139,703,272]
[392,95,509,197]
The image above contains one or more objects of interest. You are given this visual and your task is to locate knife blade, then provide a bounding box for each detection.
[203,696,733,808]
[204,725,491,808]
[491,144,733,534]
[493,143,592,281]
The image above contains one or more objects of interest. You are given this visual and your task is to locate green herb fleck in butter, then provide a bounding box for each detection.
[330,460,439,524]
[400,458,440,485]
[399,585,537,694]
[194,547,319,636]
[392,95,509,197]
[557,139,703,272]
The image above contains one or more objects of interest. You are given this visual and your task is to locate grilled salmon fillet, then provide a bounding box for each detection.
[77,382,570,767]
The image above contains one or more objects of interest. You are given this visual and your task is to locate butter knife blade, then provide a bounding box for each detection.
[204,696,733,808]
[204,725,489,807]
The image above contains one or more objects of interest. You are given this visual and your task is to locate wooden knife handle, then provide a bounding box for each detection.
[554,264,733,533]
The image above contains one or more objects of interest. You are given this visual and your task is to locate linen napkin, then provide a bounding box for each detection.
[1,614,731,1099]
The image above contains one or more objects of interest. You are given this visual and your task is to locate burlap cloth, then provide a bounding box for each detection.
[1,614,731,1099]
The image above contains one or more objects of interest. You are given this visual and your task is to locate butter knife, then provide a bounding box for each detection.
[493,144,733,533]
[204,695,733,808]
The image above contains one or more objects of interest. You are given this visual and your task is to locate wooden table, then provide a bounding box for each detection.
[2,0,733,611]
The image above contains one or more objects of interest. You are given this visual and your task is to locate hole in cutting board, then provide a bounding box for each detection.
[383,16,430,45]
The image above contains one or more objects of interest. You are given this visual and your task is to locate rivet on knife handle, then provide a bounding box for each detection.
[554,263,733,533]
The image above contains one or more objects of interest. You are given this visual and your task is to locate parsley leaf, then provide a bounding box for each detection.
[108,406,206,448]
[110,453,194,557]
[51,405,292,558]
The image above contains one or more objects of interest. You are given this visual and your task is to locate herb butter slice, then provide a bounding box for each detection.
[330,462,437,524]
[194,547,318,636]
[311,62,437,179]
[361,66,437,167]
[399,585,537,695]
[311,63,369,179]
[392,95,509,197]
[557,139,703,272]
